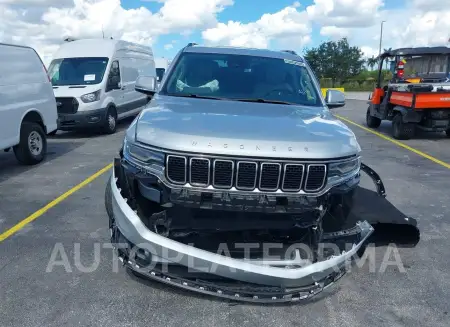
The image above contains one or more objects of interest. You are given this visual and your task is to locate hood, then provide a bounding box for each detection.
[133,95,360,159]
[52,84,102,98]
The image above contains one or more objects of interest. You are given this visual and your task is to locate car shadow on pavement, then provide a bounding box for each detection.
[0,139,83,183]
[50,116,136,140]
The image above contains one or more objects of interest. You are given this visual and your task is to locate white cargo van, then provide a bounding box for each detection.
[155,57,169,86]
[0,43,58,165]
[47,39,156,134]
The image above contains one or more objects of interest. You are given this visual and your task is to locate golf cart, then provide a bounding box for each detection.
[366,47,450,139]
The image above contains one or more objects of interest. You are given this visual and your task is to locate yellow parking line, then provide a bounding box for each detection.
[335,114,450,170]
[0,163,113,242]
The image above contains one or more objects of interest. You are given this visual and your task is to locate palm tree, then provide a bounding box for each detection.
[367,56,378,71]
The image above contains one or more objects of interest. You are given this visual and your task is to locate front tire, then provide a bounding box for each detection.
[103,107,117,134]
[446,129,450,138]
[13,122,47,165]
[392,114,415,140]
[366,106,381,128]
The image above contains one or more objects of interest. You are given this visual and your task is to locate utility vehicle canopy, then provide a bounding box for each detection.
[379,46,450,59]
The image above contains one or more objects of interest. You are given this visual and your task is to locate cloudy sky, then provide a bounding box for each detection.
[1,0,449,65]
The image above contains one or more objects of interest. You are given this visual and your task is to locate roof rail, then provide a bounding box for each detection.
[187,42,198,47]
[281,50,298,55]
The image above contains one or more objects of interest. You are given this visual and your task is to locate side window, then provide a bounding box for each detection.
[106,60,121,91]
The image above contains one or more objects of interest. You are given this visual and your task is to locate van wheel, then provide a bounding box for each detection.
[366,106,381,128]
[104,107,117,134]
[392,114,415,140]
[13,122,47,165]
[446,129,450,137]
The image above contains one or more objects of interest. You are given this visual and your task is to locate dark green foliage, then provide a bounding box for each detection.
[304,38,366,87]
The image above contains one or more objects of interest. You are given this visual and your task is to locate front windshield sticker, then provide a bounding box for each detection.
[283,59,305,67]
[84,74,96,81]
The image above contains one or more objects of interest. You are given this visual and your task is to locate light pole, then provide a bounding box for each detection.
[378,20,386,56]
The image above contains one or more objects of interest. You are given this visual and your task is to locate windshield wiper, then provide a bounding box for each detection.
[234,98,294,105]
[168,93,223,100]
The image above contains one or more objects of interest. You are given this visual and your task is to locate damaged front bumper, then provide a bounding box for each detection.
[105,158,377,303]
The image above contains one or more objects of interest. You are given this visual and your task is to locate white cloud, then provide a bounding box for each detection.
[1,0,450,67]
[306,0,384,28]
[349,2,450,58]
[0,0,234,64]
[202,5,311,50]
[360,46,380,59]
[411,0,446,11]
[320,26,349,39]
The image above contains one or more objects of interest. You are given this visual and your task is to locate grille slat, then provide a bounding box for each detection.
[259,163,281,191]
[213,160,234,188]
[165,155,329,193]
[190,158,210,186]
[305,164,327,191]
[236,162,257,190]
[282,164,304,191]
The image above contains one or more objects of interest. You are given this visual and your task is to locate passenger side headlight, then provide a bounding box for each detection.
[80,90,101,103]
[123,138,164,166]
[327,157,361,184]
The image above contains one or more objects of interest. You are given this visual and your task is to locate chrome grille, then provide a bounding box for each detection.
[213,160,234,188]
[305,164,327,192]
[165,155,328,193]
[189,158,210,186]
[259,163,281,191]
[282,164,304,191]
[236,162,258,190]
[166,155,186,184]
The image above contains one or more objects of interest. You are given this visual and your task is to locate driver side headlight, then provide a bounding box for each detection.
[327,157,361,184]
[80,90,101,103]
[123,137,165,167]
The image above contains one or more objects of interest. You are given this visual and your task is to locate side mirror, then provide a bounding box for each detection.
[135,76,157,96]
[325,89,345,109]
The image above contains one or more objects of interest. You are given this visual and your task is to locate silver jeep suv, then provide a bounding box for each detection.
[105,44,381,303]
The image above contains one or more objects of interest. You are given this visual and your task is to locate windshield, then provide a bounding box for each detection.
[156,68,165,82]
[160,52,322,106]
[48,57,109,86]
[401,54,450,77]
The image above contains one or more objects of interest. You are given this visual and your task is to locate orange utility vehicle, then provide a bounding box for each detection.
[366,47,450,139]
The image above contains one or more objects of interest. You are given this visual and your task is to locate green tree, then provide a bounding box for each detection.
[367,56,378,71]
[304,38,366,87]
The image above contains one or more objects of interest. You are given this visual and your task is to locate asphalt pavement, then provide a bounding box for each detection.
[0,100,449,327]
